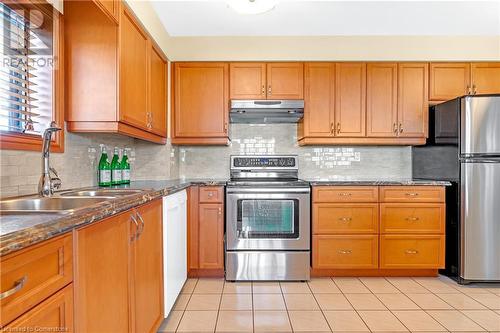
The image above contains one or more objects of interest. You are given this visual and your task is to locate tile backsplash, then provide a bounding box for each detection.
[178,124,412,180]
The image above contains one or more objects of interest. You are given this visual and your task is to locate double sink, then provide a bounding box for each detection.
[0,189,147,215]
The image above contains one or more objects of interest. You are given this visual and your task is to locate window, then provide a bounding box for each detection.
[0,0,63,152]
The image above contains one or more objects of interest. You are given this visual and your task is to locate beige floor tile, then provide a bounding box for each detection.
[358,310,409,332]
[406,293,453,310]
[436,294,486,310]
[181,278,198,294]
[253,294,286,310]
[216,310,253,332]
[288,310,331,332]
[344,294,386,310]
[177,310,218,332]
[186,294,221,311]
[193,278,224,294]
[254,310,292,332]
[359,277,400,293]
[393,310,446,332]
[315,293,354,310]
[486,285,500,295]
[413,278,460,293]
[386,277,430,294]
[323,310,369,332]
[223,282,252,294]
[427,310,485,332]
[283,293,319,310]
[308,278,342,294]
[173,294,191,311]
[158,311,183,332]
[220,294,253,310]
[253,282,282,294]
[280,282,311,294]
[332,278,371,294]
[376,293,420,310]
[461,310,500,331]
[454,284,493,295]
[468,293,500,309]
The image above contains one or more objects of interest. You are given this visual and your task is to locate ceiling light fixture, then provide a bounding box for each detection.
[227,0,278,15]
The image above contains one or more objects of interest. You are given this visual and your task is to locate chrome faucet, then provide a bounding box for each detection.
[38,121,62,197]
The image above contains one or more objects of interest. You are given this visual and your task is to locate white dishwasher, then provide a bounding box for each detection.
[162,190,187,316]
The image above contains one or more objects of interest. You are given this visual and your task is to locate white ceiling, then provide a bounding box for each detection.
[151,0,500,37]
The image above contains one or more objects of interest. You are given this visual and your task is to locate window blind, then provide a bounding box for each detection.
[0,2,53,135]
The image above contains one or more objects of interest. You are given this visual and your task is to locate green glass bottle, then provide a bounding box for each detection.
[121,149,131,185]
[111,147,122,186]
[98,145,111,187]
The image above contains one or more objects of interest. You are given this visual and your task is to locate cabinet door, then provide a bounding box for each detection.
[313,235,378,269]
[366,63,398,137]
[397,63,428,138]
[429,63,471,101]
[75,212,131,332]
[230,63,266,99]
[266,63,304,99]
[119,7,149,130]
[302,63,335,137]
[149,43,167,137]
[5,285,74,333]
[471,63,500,94]
[198,203,224,269]
[132,200,164,333]
[334,63,366,137]
[173,63,229,140]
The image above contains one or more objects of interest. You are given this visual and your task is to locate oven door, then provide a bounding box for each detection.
[226,187,310,251]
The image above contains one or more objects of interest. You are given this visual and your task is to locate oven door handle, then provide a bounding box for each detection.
[226,187,310,194]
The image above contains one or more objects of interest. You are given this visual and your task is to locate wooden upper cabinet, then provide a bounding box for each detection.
[429,63,471,101]
[149,43,167,137]
[119,7,149,130]
[471,63,500,94]
[173,62,229,145]
[94,0,119,21]
[198,203,224,269]
[302,63,335,137]
[131,200,164,333]
[397,63,428,138]
[267,63,304,99]
[230,63,266,99]
[334,63,366,137]
[366,63,398,137]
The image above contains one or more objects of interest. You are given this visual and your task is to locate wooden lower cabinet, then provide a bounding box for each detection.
[313,203,379,234]
[380,235,445,269]
[198,203,224,270]
[380,203,445,234]
[313,235,378,269]
[5,284,74,333]
[75,200,163,333]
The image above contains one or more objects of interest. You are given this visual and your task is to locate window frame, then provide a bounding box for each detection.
[0,1,64,153]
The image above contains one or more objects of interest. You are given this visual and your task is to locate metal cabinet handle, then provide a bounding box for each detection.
[393,123,398,134]
[337,249,352,255]
[466,85,471,95]
[268,85,272,95]
[337,122,341,134]
[338,192,352,197]
[224,123,228,133]
[261,85,265,95]
[472,84,477,95]
[208,192,214,198]
[399,123,403,133]
[130,214,139,241]
[338,217,352,223]
[136,211,145,238]
[218,207,222,215]
[405,192,419,197]
[330,123,334,135]
[405,249,419,255]
[0,276,28,300]
[405,217,420,222]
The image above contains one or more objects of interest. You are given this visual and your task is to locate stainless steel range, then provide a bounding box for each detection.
[225,155,311,281]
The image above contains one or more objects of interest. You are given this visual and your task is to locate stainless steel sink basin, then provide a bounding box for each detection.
[0,197,111,213]
[59,189,145,197]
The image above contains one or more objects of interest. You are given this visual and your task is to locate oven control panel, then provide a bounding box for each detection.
[233,156,296,168]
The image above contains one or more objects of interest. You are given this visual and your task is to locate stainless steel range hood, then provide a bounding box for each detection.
[230,100,304,123]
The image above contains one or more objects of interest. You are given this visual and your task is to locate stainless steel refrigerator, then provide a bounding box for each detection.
[412,95,500,284]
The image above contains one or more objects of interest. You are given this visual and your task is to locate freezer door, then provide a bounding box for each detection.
[460,161,500,281]
[461,96,500,156]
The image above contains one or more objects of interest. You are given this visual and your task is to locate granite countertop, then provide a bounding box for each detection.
[0,177,450,256]
[0,179,227,257]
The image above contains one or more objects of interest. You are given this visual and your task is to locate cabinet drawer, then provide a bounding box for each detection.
[1,234,73,326]
[199,186,224,203]
[313,203,379,234]
[312,235,378,269]
[313,186,378,203]
[380,204,445,234]
[380,186,445,203]
[380,235,445,269]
